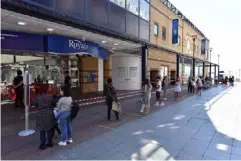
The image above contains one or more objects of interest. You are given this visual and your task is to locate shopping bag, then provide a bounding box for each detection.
[112,101,121,113]
[140,104,146,113]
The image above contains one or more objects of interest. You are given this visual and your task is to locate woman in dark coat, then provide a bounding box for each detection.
[105,78,119,121]
[35,84,56,150]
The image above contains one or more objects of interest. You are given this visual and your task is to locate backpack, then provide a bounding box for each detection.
[71,102,80,120]
[162,80,164,89]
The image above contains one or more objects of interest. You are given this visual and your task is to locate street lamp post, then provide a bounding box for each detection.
[209,47,213,63]
[217,53,220,66]
[192,35,197,77]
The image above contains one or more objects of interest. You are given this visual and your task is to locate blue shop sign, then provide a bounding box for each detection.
[47,35,108,60]
[1,30,44,52]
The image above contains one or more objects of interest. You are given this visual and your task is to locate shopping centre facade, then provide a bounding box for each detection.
[1,0,219,94]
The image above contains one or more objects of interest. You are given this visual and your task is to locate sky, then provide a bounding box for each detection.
[169,0,241,73]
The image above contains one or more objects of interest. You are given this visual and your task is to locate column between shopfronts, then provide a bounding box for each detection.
[176,55,180,79]
[202,62,205,77]
[141,46,148,82]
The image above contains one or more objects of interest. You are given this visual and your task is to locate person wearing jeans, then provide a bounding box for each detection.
[59,111,72,144]
[56,87,73,146]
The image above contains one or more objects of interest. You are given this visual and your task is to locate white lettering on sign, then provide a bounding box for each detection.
[69,40,88,50]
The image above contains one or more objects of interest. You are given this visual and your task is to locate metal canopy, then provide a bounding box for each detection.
[160,0,206,39]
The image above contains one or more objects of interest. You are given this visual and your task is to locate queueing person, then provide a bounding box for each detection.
[196,76,203,96]
[175,77,181,101]
[155,76,164,107]
[13,70,24,108]
[56,88,73,146]
[105,78,119,121]
[35,85,56,150]
[141,79,152,114]
[188,77,192,93]
[162,76,168,100]
[64,70,72,93]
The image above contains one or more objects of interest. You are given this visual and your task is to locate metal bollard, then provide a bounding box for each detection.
[18,71,35,137]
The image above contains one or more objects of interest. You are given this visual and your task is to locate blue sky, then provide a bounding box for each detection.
[169,0,241,72]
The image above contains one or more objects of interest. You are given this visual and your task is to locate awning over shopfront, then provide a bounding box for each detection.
[1,30,108,60]
[1,30,44,52]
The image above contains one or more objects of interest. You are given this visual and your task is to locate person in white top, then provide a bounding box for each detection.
[56,88,73,146]
[175,77,181,100]
[155,76,165,107]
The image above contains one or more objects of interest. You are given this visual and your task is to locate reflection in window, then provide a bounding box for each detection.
[140,0,149,21]
[127,0,139,16]
[128,67,137,77]
[154,23,159,36]
[110,0,125,8]
[118,67,126,77]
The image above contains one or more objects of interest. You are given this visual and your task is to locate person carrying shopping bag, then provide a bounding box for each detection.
[140,79,152,114]
[105,78,119,121]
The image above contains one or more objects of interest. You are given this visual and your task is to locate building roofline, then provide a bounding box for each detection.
[160,0,207,39]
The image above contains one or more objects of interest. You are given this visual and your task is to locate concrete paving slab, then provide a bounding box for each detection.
[231,147,241,155]
[176,150,203,160]
[192,129,215,141]
[183,138,210,155]
[230,154,241,160]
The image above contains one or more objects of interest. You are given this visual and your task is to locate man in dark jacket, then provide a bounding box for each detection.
[13,70,24,108]
[35,85,56,150]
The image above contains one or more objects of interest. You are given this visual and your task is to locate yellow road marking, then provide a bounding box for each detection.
[98,125,114,130]
[125,113,143,117]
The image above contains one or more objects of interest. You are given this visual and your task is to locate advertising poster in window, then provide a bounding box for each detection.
[110,0,125,8]
[201,39,206,54]
[127,0,139,15]
[140,0,149,21]
[172,19,179,44]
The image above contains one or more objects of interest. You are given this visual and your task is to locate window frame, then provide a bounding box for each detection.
[154,23,159,36]
[162,26,167,40]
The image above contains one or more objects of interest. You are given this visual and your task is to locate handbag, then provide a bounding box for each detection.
[112,101,121,113]
[140,104,146,113]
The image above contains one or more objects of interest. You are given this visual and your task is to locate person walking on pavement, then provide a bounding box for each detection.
[175,77,181,101]
[56,88,73,146]
[13,70,24,108]
[141,78,152,114]
[162,76,168,100]
[35,85,56,150]
[155,76,164,107]
[105,78,119,121]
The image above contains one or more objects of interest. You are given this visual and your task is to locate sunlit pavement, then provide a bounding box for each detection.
[44,84,241,160]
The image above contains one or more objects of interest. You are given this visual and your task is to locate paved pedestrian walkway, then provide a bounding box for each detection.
[44,84,241,160]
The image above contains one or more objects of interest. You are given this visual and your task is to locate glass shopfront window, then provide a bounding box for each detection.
[195,61,203,79]
[140,0,149,21]
[127,0,139,16]
[179,56,183,78]
[184,58,192,84]
[110,0,125,8]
